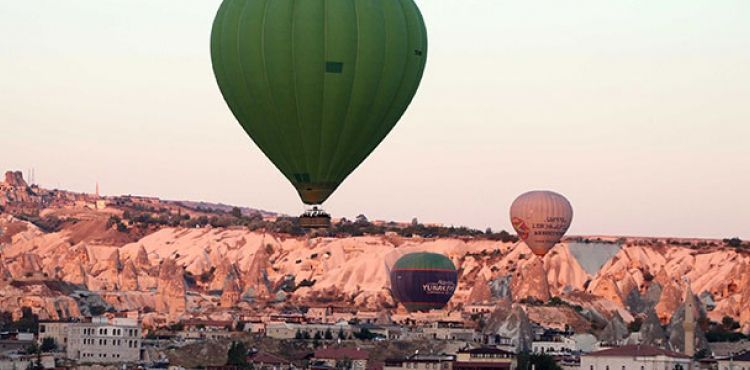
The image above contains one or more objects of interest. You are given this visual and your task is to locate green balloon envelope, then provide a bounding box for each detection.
[211,0,428,205]
[390,252,458,312]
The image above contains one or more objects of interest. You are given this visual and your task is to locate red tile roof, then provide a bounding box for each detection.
[183,319,233,327]
[584,345,690,359]
[458,348,515,356]
[314,347,369,361]
[454,362,512,369]
[248,351,291,365]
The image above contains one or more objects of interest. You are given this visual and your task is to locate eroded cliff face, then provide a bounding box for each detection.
[485,302,534,352]
[1,212,749,332]
[155,258,186,319]
[0,171,32,205]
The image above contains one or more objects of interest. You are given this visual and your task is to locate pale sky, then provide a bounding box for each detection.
[2,1,749,239]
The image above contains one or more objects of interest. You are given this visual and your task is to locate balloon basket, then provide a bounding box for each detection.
[299,206,331,229]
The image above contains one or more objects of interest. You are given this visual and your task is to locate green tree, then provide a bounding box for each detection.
[40,337,57,352]
[116,221,128,232]
[353,328,375,341]
[724,237,742,248]
[197,215,209,227]
[628,317,643,332]
[226,341,251,369]
[721,316,740,331]
[694,348,709,360]
[231,207,243,218]
[355,214,369,224]
[24,342,39,356]
[14,307,39,333]
[516,352,562,370]
[25,349,43,370]
[324,329,333,340]
[106,215,121,229]
[89,306,107,316]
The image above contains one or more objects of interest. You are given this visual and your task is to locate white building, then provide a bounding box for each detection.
[66,317,141,363]
[384,354,455,370]
[422,321,475,341]
[39,322,72,351]
[265,322,353,340]
[572,334,599,353]
[306,307,331,323]
[243,321,266,334]
[581,344,693,370]
[464,304,495,315]
[532,337,575,355]
[717,351,750,370]
[454,347,517,370]
[0,355,55,370]
[532,334,598,355]
[356,311,389,324]
[313,347,369,370]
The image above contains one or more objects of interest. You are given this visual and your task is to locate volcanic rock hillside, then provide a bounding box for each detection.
[0,171,749,336]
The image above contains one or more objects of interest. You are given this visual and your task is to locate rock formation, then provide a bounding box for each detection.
[243,244,272,300]
[3,171,27,188]
[598,311,629,344]
[0,260,12,284]
[120,260,139,291]
[655,270,684,324]
[210,258,239,292]
[489,275,513,301]
[467,274,493,303]
[134,245,151,270]
[588,274,624,307]
[0,171,29,200]
[155,258,186,319]
[639,308,667,347]
[8,253,44,279]
[220,271,242,308]
[485,303,534,352]
[510,255,550,302]
[99,249,122,290]
[1,191,750,331]
[667,291,709,355]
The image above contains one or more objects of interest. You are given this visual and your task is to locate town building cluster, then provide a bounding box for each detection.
[0,291,747,370]
[0,306,745,370]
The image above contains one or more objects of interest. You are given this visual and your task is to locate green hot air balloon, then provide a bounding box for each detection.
[211,0,428,212]
[390,252,458,312]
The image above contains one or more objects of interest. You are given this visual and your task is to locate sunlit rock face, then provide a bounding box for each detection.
[1,204,749,330]
[485,303,534,352]
[155,258,186,318]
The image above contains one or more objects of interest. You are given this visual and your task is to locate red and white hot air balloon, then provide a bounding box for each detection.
[510,190,573,257]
